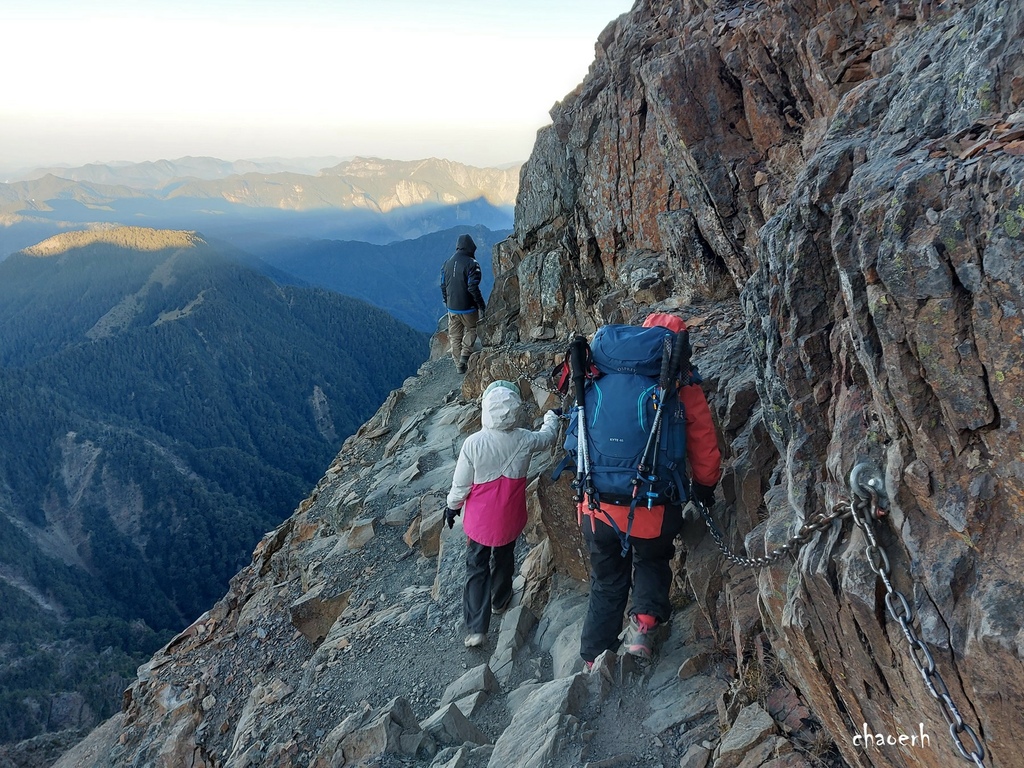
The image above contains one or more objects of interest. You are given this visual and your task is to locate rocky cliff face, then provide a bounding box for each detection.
[46,1,1024,767]
[504,0,1023,765]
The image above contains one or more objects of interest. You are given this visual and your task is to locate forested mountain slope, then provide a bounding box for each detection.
[0,227,428,744]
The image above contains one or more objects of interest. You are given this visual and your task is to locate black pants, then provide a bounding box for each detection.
[464,538,516,634]
[578,504,683,662]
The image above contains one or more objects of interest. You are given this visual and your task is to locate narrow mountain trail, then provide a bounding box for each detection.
[294,350,712,768]
[265,322,835,767]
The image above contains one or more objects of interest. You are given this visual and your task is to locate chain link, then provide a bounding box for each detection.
[490,341,566,396]
[696,497,854,568]
[696,470,987,765]
[850,493,987,767]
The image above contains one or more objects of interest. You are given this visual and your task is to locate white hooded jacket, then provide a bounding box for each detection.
[446,382,559,547]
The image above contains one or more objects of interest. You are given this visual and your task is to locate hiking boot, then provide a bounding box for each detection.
[459,355,470,373]
[491,595,513,616]
[622,614,658,660]
[463,633,486,648]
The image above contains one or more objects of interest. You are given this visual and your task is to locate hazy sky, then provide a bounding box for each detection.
[1,0,635,171]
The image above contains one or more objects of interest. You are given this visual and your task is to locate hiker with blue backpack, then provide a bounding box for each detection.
[556,311,722,664]
[445,380,560,648]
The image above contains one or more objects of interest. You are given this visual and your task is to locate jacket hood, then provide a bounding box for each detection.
[481,380,521,430]
[642,311,687,333]
[456,234,477,254]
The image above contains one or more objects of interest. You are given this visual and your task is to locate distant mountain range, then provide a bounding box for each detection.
[0,227,429,743]
[0,156,520,258]
[8,155,350,188]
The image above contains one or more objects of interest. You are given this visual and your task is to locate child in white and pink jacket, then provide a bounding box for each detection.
[446,380,559,648]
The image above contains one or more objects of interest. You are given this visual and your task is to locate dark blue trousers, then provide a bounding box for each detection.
[464,538,516,634]
[579,504,683,662]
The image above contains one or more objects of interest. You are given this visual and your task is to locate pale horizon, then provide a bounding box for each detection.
[0,0,635,174]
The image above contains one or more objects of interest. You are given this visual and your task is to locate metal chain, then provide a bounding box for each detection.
[697,464,986,765]
[850,484,987,767]
[696,497,854,568]
[490,341,566,395]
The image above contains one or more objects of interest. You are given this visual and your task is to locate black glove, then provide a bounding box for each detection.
[445,507,461,529]
[477,304,486,319]
[691,483,716,509]
[552,407,563,417]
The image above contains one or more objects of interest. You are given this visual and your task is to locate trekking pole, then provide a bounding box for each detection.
[634,334,675,507]
[568,335,594,506]
[654,329,689,469]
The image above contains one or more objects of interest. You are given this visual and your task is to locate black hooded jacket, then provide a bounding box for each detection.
[440,234,486,313]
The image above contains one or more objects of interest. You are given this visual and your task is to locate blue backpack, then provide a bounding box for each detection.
[554,324,696,552]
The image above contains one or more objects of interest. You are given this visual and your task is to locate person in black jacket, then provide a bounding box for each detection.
[440,234,487,373]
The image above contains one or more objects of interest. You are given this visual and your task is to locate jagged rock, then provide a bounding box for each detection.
[403,515,422,548]
[400,731,438,761]
[288,583,352,645]
[642,673,728,734]
[432,519,467,607]
[430,745,470,768]
[487,675,588,768]
[646,606,708,693]
[452,691,488,718]
[383,497,420,526]
[397,455,424,484]
[585,650,617,702]
[765,685,812,735]
[418,505,447,558]
[517,536,553,610]
[734,736,792,768]
[419,703,491,747]
[537,472,589,583]
[715,704,776,768]
[330,517,375,553]
[549,618,584,678]
[488,605,537,684]
[679,742,712,768]
[532,586,588,655]
[723,567,761,669]
[312,697,433,766]
[440,665,499,707]
[470,744,495,764]
[505,681,544,714]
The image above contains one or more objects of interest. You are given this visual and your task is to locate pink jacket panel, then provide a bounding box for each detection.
[463,475,529,547]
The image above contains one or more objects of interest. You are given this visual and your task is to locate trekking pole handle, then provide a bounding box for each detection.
[658,335,674,390]
[671,330,690,382]
[568,335,589,399]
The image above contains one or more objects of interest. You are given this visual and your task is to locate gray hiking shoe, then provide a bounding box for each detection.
[622,614,658,660]
[464,633,486,648]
